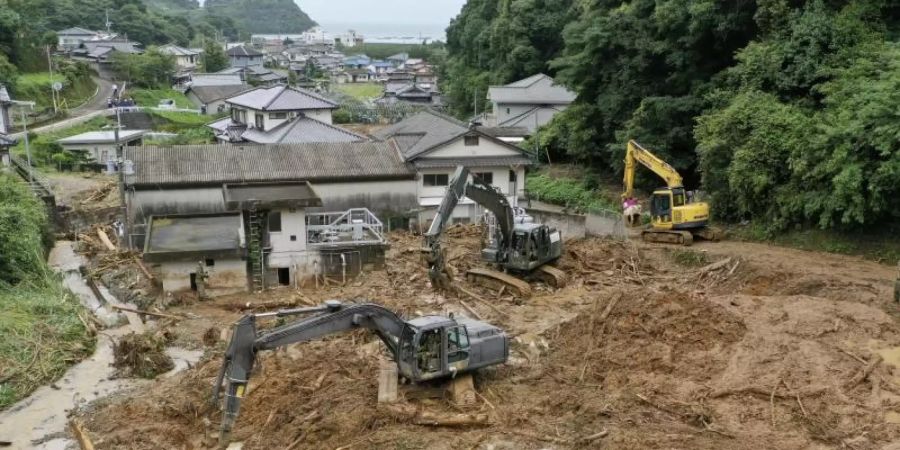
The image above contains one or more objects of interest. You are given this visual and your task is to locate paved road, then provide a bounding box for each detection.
[71,76,115,113]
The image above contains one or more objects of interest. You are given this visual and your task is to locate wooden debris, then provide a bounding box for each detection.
[133,256,155,281]
[711,385,828,399]
[458,300,483,320]
[698,257,732,274]
[505,430,570,444]
[97,229,116,251]
[69,419,95,450]
[415,410,489,427]
[225,298,302,312]
[846,355,882,387]
[110,305,184,320]
[580,430,609,442]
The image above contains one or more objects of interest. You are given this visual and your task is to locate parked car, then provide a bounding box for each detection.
[157,99,177,110]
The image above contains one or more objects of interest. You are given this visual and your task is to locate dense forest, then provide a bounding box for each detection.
[204,0,316,34]
[443,0,899,232]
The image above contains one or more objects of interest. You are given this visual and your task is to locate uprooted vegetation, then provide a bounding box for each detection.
[113,332,175,379]
[75,229,900,449]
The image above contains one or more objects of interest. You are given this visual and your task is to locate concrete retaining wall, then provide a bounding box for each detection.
[526,207,587,240]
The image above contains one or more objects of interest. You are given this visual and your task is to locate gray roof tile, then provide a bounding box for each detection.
[187,84,251,104]
[126,142,414,187]
[372,109,469,159]
[226,45,262,57]
[488,74,576,105]
[227,85,337,111]
[240,116,366,144]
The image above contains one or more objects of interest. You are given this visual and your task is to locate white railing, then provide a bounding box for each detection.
[306,208,385,246]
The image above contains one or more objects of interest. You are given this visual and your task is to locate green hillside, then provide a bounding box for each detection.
[204,0,317,34]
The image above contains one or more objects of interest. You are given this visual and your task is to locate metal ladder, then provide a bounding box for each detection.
[247,204,265,292]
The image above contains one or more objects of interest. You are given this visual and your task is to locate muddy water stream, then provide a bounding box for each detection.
[0,241,201,449]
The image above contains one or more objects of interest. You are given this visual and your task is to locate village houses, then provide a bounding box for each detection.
[485,73,576,132]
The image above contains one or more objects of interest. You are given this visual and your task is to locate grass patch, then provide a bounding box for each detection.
[669,249,710,267]
[526,172,618,212]
[728,223,900,264]
[334,82,383,100]
[17,71,97,110]
[0,278,95,408]
[11,116,112,168]
[129,88,194,109]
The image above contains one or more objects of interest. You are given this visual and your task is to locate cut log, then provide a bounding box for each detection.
[698,257,732,274]
[377,360,399,404]
[69,419,95,450]
[846,355,882,387]
[133,256,155,281]
[458,300,483,320]
[414,410,489,427]
[447,374,477,407]
[97,229,116,251]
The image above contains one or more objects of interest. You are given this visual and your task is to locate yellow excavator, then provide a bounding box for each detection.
[622,140,718,245]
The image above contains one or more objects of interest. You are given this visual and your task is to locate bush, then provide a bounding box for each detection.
[0,176,50,285]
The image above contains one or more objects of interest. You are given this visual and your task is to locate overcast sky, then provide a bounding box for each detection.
[298,0,467,25]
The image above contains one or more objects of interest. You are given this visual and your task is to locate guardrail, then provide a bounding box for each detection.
[307,208,386,246]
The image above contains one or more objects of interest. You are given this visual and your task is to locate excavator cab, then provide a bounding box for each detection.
[398,316,473,381]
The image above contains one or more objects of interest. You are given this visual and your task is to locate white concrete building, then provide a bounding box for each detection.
[57,129,147,163]
[373,110,534,224]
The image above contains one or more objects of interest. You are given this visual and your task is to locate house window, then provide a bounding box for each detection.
[269,112,287,119]
[205,258,215,267]
[255,113,265,130]
[506,108,510,115]
[509,170,517,182]
[423,174,449,187]
[268,211,282,232]
[464,135,479,146]
[473,172,493,185]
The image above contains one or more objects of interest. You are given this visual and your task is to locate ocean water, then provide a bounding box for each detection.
[253,22,447,44]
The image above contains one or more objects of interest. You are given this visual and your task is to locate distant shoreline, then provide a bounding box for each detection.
[254,22,447,44]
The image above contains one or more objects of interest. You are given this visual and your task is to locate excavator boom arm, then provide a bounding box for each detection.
[213,302,406,442]
[623,140,684,199]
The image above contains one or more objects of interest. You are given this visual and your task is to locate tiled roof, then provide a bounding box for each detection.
[488,73,576,105]
[239,116,366,144]
[476,126,531,138]
[372,109,470,159]
[226,85,337,111]
[159,44,199,56]
[58,27,96,36]
[187,84,250,104]
[498,105,564,128]
[226,45,263,57]
[190,73,244,87]
[125,142,414,187]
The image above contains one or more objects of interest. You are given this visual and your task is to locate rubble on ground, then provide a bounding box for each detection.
[75,229,900,449]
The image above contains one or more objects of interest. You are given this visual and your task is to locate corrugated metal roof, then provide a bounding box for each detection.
[488,74,576,105]
[191,74,244,87]
[413,156,533,169]
[57,27,96,36]
[58,130,148,145]
[227,85,337,111]
[126,142,414,188]
[159,44,199,56]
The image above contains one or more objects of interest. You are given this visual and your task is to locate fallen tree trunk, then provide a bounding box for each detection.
[69,419,95,450]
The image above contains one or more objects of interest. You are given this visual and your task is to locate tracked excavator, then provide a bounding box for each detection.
[212,300,508,443]
[422,166,567,297]
[623,140,719,245]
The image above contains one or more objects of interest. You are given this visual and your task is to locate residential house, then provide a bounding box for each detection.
[373,109,533,224]
[207,85,354,144]
[333,68,373,84]
[486,73,576,132]
[160,44,203,85]
[342,55,371,69]
[185,84,249,114]
[75,39,142,64]
[376,82,441,106]
[216,66,287,86]
[312,55,342,72]
[56,129,148,164]
[227,45,264,67]
[159,44,201,69]
[57,27,99,50]
[414,67,437,84]
[386,53,409,67]
[126,142,417,293]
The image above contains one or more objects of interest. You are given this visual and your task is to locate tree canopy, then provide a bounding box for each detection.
[444,0,900,232]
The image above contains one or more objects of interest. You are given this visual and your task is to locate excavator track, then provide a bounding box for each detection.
[531,264,568,288]
[466,268,533,298]
[641,229,694,246]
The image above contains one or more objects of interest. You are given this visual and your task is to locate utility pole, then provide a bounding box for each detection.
[473,89,478,118]
[46,46,57,114]
[13,102,36,182]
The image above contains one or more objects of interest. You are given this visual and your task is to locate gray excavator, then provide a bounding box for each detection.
[212,300,508,443]
[423,166,567,297]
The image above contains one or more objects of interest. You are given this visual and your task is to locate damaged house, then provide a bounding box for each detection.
[126,142,418,296]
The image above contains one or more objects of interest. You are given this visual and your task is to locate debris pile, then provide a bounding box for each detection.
[113,332,174,379]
